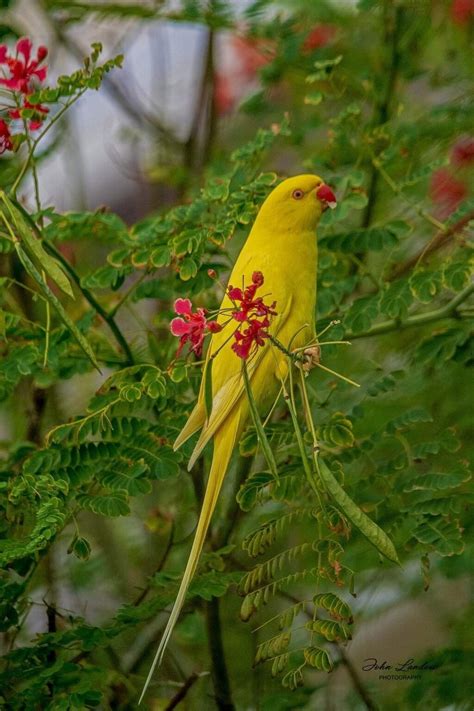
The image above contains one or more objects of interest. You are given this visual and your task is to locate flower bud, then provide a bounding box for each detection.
[37,46,48,62]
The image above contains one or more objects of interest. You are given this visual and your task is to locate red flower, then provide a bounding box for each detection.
[170,271,276,364]
[0,119,12,154]
[170,298,222,358]
[214,73,236,116]
[227,272,277,359]
[231,36,273,80]
[9,97,49,130]
[451,136,474,167]
[228,271,277,323]
[303,24,337,53]
[429,168,467,219]
[231,317,270,359]
[0,37,48,94]
[451,0,474,24]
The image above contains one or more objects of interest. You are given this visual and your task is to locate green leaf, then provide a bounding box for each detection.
[313,592,352,621]
[306,619,352,641]
[179,257,198,281]
[303,646,333,671]
[385,407,432,433]
[410,269,442,304]
[413,518,464,556]
[318,459,399,564]
[204,178,231,201]
[0,194,74,298]
[443,255,474,292]
[416,327,472,366]
[150,246,171,268]
[14,246,100,371]
[77,492,130,517]
[237,471,274,511]
[345,295,380,332]
[380,281,413,319]
[404,466,471,492]
[322,224,401,253]
[69,536,92,560]
[304,91,323,106]
[170,363,187,383]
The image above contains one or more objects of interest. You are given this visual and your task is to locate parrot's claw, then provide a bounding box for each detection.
[300,345,321,374]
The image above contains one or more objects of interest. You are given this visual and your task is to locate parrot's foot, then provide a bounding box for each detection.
[300,345,321,374]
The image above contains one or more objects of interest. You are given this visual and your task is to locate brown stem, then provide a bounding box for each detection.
[335,643,379,711]
[164,672,201,711]
[205,598,235,711]
[389,210,474,281]
[184,28,216,175]
[133,522,175,607]
[361,3,403,229]
[26,386,47,444]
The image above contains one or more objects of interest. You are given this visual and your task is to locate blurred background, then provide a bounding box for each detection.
[0,0,473,709]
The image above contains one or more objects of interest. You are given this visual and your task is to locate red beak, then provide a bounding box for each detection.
[316,184,337,210]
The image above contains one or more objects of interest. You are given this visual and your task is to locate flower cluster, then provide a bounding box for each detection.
[0,37,49,153]
[169,271,277,362]
[228,271,277,359]
[170,298,222,358]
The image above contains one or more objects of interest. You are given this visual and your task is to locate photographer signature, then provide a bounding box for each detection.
[362,657,439,672]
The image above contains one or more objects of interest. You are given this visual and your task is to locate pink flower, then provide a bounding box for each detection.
[170,298,222,358]
[0,37,48,94]
[0,119,12,153]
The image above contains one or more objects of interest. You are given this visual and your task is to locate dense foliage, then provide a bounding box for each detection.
[0,1,472,709]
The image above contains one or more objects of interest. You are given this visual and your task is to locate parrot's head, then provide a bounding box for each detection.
[258,174,337,232]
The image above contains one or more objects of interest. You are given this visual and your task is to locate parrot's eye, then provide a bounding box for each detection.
[292,189,304,200]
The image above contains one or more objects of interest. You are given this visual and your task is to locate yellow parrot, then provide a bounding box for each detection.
[139,174,336,701]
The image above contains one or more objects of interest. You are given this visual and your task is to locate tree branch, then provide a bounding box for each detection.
[334,643,379,711]
[205,598,235,711]
[348,283,474,340]
[361,2,403,229]
[164,672,202,711]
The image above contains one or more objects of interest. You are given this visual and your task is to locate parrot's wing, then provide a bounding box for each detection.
[187,294,293,470]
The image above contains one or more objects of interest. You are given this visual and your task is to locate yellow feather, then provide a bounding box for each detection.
[139,174,329,703]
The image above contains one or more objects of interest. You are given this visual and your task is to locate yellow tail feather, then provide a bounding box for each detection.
[138,411,241,704]
[173,400,206,452]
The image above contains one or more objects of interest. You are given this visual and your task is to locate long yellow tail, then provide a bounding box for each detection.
[138,411,240,703]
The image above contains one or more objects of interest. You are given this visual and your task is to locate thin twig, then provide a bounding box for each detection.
[164,672,204,711]
[389,209,474,281]
[43,241,134,365]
